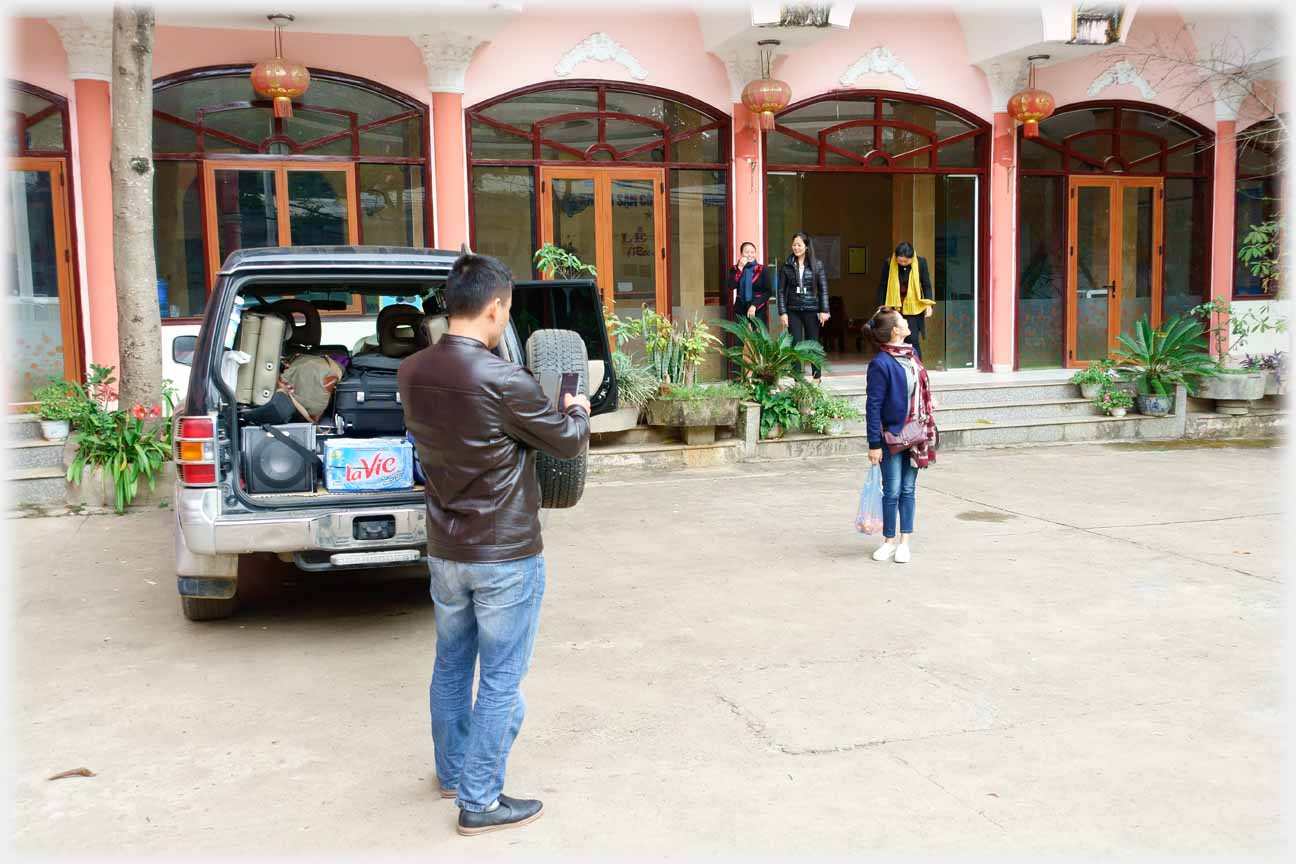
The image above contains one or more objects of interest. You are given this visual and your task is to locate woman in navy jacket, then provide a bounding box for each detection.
[864,307,937,564]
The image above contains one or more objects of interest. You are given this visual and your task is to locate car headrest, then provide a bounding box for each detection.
[378,305,424,358]
[266,298,322,347]
[420,315,449,349]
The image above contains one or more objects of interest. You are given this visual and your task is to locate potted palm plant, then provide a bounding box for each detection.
[716,316,827,387]
[1111,314,1217,416]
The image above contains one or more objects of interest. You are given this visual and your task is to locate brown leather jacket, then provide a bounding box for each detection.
[398,334,590,563]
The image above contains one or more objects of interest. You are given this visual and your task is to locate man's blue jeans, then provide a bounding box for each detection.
[427,554,545,812]
[880,447,918,538]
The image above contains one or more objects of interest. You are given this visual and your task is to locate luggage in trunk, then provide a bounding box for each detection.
[333,353,405,435]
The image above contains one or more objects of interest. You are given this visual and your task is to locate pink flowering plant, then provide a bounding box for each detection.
[65,365,178,513]
[1092,383,1133,414]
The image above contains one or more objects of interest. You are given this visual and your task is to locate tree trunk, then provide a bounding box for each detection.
[111,7,161,411]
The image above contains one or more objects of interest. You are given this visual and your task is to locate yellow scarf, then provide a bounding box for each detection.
[885,257,935,316]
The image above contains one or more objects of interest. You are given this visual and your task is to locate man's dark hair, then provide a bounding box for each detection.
[894,241,915,258]
[444,252,514,318]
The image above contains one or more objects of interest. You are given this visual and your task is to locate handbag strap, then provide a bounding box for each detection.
[260,424,318,463]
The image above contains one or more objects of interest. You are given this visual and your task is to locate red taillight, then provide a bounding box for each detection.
[179,417,214,439]
[180,463,217,484]
[175,413,218,486]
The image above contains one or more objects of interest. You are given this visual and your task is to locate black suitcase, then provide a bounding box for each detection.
[333,353,405,435]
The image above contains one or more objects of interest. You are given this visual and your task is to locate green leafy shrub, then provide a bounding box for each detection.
[64,365,177,514]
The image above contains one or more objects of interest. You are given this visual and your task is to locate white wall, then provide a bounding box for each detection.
[1238,300,1292,356]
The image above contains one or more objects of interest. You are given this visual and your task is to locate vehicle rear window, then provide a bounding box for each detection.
[511,282,607,362]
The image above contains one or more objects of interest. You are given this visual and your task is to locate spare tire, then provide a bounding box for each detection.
[525,329,589,509]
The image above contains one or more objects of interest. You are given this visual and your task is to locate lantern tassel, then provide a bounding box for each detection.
[273,96,293,119]
[1023,121,1039,139]
[759,111,775,131]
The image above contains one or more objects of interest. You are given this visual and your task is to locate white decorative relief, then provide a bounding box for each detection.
[1087,60,1157,99]
[51,16,113,82]
[839,46,920,91]
[411,31,487,94]
[979,59,1030,112]
[719,49,765,105]
[554,33,648,81]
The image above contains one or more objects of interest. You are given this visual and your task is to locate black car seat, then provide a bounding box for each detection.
[377,303,424,358]
[266,298,350,360]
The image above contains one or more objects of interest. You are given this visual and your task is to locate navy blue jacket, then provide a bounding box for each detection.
[866,352,913,450]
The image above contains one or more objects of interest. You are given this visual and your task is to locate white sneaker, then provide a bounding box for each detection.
[894,544,911,564]
[872,542,897,562]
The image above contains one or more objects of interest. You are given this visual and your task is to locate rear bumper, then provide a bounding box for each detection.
[175,484,427,557]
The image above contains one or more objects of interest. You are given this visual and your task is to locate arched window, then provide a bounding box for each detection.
[467,82,730,317]
[1234,116,1282,298]
[152,67,432,320]
[1016,102,1214,369]
[767,94,986,170]
[763,92,990,371]
[6,80,82,404]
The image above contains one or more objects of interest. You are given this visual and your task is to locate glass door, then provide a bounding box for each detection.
[1066,177,1163,367]
[538,166,666,315]
[203,160,358,283]
[6,158,80,407]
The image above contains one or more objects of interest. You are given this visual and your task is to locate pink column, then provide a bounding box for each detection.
[1209,120,1238,355]
[431,92,469,250]
[73,78,118,376]
[731,103,762,265]
[989,112,1017,372]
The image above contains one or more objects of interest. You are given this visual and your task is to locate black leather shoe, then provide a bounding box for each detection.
[456,794,544,836]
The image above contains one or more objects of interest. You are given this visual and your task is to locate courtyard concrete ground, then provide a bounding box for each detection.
[8,441,1287,858]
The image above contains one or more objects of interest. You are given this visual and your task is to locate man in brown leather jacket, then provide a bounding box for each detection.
[399,252,590,836]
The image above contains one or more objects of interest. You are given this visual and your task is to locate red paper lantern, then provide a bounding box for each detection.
[742,77,792,130]
[1008,56,1055,139]
[250,15,310,119]
[741,40,791,131]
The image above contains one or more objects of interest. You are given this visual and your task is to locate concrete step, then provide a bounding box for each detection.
[5,414,44,443]
[826,377,1081,409]
[6,439,67,471]
[934,398,1100,426]
[7,466,67,507]
[1186,408,1288,440]
[755,412,1181,460]
[589,439,743,473]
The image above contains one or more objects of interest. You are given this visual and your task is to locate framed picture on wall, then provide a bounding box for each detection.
[848,245,869,275]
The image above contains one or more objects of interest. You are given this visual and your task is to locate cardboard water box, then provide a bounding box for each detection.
[323,437,414,493]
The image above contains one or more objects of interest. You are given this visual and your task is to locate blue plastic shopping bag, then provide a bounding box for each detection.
[855,464,884,535]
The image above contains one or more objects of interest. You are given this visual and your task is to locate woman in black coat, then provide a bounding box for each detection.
[777,231,830,380]
[875,241,934,361]
[727,241,772,325]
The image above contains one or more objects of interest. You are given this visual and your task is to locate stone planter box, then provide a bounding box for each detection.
[1197,371,1265,415]
[646,397,739,445]
[1261,369,1286,397]
[589,405,642,434]
[63,439,175,510]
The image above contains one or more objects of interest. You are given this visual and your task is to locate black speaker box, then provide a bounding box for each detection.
[241,423,317,494]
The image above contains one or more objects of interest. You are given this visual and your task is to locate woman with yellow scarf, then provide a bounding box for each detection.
[875,241,935,360]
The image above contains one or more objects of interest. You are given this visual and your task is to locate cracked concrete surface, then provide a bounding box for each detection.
[8,442,1285,857]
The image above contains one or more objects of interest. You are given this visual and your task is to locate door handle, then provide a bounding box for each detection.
[1084,289,1108,298]
[1105,281,1117,298]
